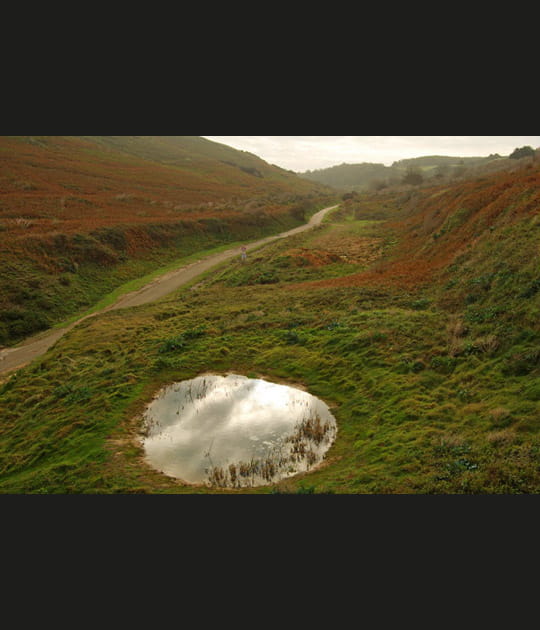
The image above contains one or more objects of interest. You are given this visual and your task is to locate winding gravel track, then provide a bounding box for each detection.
[0,205,338,376]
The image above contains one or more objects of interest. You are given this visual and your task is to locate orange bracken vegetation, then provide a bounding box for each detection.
[292,162,540,292]
[0,136,321,238]
[0,136,331,271]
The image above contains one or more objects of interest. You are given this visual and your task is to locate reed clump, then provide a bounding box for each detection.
[204,412,336,488]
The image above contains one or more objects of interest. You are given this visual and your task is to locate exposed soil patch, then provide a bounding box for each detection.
[284,229,384,268]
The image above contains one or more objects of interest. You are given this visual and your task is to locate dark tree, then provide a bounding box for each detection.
[434,164,450,179]
[402,167,424,186]
[509,146,535,160]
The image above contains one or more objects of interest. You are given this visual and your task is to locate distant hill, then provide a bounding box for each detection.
[79,135,304,182]
[0,136,334,345]
[298,153,510,191]
[0,135,335,238]
[1,136,328,222]
[298,162,392,191]
[391,155,492,168]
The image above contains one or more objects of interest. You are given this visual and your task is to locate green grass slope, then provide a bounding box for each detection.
[0,162,538,494]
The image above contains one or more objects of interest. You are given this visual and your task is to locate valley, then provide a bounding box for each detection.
[0,204,338,375]
[0,137,539,494]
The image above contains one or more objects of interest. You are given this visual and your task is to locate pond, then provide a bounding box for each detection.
[140,373,337,488]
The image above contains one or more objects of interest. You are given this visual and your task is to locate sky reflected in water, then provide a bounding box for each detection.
[141,374,337,487]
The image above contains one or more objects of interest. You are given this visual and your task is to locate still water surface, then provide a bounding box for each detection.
[141,374,337,487]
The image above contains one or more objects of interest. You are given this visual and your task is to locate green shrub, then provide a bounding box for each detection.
[502,348,540,376]
[158,326,206,353]
[430,355,457,374]
[158,335,188,353]
[509,146,535,160]
[66,387,93,403]
[296,484,316,494]
[0,308,50,340]
[523,382,540,401]
[519,279,540,299]
[411,298,431,310]
[488,407,513,428]
[465,305,502,323]
[283,330,303,345]
[53,384,74,398]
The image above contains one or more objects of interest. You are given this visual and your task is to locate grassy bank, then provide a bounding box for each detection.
[1,194,538,493]
[0,198,335,346]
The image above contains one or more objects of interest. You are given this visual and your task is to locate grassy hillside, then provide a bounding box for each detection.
[0,136,334,345]
[78,136,296,178]
[299,162,392,190]
[0,160,538,493]
[298,153,527,191]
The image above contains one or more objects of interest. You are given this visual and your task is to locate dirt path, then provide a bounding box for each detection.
[0,205,338,376]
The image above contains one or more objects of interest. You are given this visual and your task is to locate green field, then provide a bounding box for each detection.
[2,191,538,493]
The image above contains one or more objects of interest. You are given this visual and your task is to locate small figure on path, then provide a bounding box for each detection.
[241,246,247,262]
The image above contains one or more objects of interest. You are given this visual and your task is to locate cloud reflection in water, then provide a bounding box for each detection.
[141,374,337,486]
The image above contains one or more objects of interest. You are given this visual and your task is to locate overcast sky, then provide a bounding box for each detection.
[202,136,540,172]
